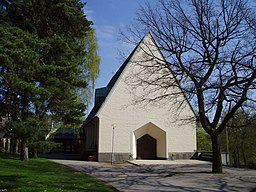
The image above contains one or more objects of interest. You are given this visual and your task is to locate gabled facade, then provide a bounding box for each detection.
[83,32,197,161]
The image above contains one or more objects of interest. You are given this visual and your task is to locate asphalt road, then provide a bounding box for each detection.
[50,159,256,192]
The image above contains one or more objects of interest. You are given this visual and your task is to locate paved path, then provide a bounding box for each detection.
[51,159,256,192]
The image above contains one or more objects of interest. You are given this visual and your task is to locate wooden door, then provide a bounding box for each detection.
[137,134,156,159]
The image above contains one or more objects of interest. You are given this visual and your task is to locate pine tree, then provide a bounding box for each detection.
[0,0,100,160]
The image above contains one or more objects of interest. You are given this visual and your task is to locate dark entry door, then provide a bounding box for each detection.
[137,134,156,159]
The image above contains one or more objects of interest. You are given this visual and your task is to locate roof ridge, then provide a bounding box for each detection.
[84,33,157,124]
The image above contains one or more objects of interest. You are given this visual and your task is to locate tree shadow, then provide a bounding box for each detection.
[0,153,19,160]
[0,175,25,190]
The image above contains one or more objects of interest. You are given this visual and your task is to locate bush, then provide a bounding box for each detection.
[29,141,61,154]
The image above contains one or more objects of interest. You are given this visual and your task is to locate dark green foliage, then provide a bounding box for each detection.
[0,0,100,160]
[29,141,61,153]
[0,24,43,119]
[221,110,256,168]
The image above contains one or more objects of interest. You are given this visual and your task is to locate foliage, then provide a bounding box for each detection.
[29,141,61,154]
[0,153,114,191]
[123,0,256,173]
[197,127,212,152]
[0,0,100,160]
[0,24,44,120]
[221,110,256,168]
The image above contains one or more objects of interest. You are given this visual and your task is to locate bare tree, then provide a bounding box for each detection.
[122,0,256,173]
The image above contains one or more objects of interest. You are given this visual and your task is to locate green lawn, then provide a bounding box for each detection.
[0,153,116,192]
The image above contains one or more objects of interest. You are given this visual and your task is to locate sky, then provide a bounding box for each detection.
[83,0,143,89]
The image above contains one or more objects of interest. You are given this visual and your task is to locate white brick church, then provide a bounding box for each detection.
[82,32,197,161]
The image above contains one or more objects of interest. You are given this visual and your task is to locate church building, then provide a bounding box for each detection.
[82,32,197,162]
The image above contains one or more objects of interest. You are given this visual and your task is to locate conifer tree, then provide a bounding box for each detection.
[0,0,100,160]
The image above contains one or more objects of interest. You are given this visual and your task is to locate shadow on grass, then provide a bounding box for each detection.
[0,153,19,160]
[0,153,116,192]
[0,175,24,181]
[0,175,26,190]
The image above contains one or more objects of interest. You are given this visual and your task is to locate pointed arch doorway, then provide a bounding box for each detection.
[133,122,167,160]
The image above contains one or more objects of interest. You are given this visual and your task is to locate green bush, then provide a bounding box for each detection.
[29,141,61,153]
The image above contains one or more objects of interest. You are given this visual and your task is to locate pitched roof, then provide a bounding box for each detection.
[83,32,196,126]
[83,33,152,125]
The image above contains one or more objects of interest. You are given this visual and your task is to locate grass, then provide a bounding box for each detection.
[0,153,116,192]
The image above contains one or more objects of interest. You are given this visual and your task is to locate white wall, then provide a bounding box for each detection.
[96,33,196,157]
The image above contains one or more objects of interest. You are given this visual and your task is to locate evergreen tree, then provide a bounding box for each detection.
[0,0,100,160]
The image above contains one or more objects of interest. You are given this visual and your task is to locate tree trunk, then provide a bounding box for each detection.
[14,139,19,153]
[20,139,29,161]
[233,151,239,168]
[32,149,38,158]
[10,138,19,154]
[10,138,14,153]
[4,138,10,152]
[236,150,240,167]
[211,134,223,173]
[242,143,247,166]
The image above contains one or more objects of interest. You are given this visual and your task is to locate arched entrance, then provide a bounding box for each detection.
[137,134,156,159]
[133,122,167,159]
